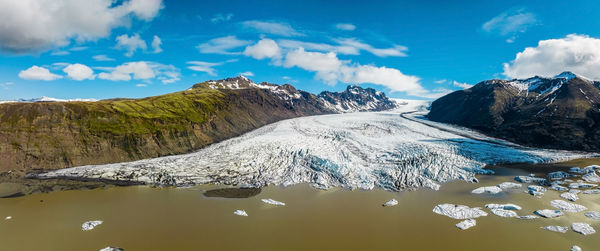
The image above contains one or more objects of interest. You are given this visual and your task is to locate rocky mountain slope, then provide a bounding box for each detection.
[34,102,588,190]
[428,72,600,151]
[0,76,396,172]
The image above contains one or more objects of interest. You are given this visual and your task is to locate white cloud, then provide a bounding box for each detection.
[136,83,147,87]
[18,66,62,80]
[282,47,429,97]
[93,54,115,61]
[51,50,70,56]
[334,38,408,57]
[335,23,356,31]
[1,81,14,90]
[210,13,233,24]
[482,8,537,38]
[452,81,473,89]
[63,63,95,81]
[241,20,303,37]
[151,35,163,53]
[97,61,178,84]
[0,0,163,53]
[243,39,282,62]
[238,71,254,77]
[434,79,447,84]
[196,35,251,55]
[283,48,343,84]
[503,34,600,80]
[49,46,88,56]
[115,34,147,57]
[278,38,406,57]
[278,39,359,55]
[186,61,223,76]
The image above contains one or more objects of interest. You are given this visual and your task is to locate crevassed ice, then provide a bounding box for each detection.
[35,101,591,191]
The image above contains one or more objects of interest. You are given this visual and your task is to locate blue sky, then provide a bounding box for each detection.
[1,0,600,100]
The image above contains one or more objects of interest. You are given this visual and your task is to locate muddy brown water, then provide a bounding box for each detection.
[1,160,599,250]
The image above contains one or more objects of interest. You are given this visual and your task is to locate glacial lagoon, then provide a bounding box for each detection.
[1,161,599,250]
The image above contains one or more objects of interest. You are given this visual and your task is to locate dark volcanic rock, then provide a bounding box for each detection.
[428,72,600,151]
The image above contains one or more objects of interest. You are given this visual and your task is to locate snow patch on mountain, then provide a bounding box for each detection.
[0,96,97,104]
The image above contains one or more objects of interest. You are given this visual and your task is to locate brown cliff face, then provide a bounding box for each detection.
[0,77,396,172]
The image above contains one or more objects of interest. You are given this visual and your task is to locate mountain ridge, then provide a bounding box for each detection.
[0,76,396,172]
[428,72,600,151]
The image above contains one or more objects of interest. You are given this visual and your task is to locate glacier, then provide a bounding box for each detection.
[32,100,594,191]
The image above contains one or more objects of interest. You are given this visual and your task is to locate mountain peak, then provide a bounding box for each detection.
[554,71,577,80]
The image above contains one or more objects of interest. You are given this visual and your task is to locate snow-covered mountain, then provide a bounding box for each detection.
[33,103,589,191]
[192,76,397,113]
[429,71,600,151]
[0,96,97,104]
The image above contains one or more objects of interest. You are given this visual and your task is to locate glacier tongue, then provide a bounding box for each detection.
[33,103,591,191]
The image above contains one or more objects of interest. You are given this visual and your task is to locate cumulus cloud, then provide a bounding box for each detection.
[196,35,251,55]
[18,66,62,80]
[0,0,163,54]
[243,39,282,62]
[281,47,429,97]
[93,54,115,61]
[503,34,600,80]
[482,8,538,42]
[335,23,356,31]
[210,13,233,24]
[151,35,163,53]
[115,34,147,57]
[98,61,179,84]
[63,63,96,80]
[452,81,473,89]
[241,20,303,37]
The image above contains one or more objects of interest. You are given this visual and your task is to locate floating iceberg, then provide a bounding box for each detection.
[261,199,286,206]
[570,183,597,189]
[471,186,503,195]
[383,199,398,207]
[534,209,563,218]
[497,182,522,190]
[582,172,600,183]
[560,192,579,202]
[233,210,248,217]
[515,176,547,184]
[490,209,517,218]
[547,171,571,180]
[551,200,587,213]
[99,247,124,251]
[527,185,546,196]
[542,226,568,233]
[433,204,487,220]
[572,222,596,235]
[456,219,476,230]
[584,211,600,220]
[485,203,521,210]
[583,189,600,194]
[82,220,103,231]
